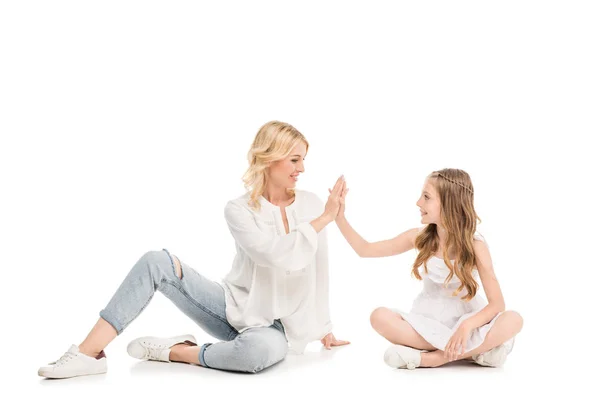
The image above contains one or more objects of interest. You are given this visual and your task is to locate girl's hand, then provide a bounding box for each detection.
[321,332,350,350]
[323,175,344,222]
[328,178,349,222]
[444,323,473,361]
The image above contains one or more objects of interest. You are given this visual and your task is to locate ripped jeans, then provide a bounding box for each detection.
[99,249,288,373]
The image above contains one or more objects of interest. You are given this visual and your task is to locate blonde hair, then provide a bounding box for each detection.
[242,121,309,210]
[412,168,481,301]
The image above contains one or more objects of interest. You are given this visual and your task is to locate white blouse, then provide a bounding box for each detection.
[221,189,332,354]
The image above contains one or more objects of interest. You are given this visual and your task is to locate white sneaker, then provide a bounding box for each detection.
[384,345,425,370]
[38,345,107,379]
[127,334,197,362]
[473,337,515,367]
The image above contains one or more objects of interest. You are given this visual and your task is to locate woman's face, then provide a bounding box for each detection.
[267,142,307,190]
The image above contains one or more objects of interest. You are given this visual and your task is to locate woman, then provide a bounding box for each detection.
[38,121,349,378]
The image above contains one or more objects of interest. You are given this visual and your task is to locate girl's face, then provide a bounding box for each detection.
[416,178,441,225]
[267,142,307,190]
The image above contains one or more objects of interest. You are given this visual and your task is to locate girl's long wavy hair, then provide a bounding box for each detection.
[412,169,481,301]
[243,121,309,211]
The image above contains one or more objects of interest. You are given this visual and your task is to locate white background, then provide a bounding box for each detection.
[1,1,598,398]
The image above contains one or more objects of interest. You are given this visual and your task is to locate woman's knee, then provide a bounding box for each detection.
[170,254,183,279]
[238,333,287,373]
[137,250,177,279]
[247,346,286,373]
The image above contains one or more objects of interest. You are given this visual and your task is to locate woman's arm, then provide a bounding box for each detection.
[224,176,345,271]
[224,201,320,271]
[315,223,332,332]
[314,216,350,349]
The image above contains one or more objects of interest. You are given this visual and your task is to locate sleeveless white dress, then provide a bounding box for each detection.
[392,235,512,353]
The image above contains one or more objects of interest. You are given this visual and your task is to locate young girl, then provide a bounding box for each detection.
[332,169,523,369]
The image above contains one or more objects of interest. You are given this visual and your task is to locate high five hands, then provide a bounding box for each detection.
[326,175,349,222]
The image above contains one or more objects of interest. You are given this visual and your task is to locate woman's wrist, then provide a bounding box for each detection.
[311,213,334,233]
[320,213,335,224]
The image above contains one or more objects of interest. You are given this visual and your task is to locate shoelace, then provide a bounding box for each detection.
[53,351,76,367]
[142,342,168,360]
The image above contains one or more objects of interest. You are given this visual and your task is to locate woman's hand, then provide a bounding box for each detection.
[323,175,345,222]
[321,332,350,350]
[444,322,473,361]
[329,179,349,222]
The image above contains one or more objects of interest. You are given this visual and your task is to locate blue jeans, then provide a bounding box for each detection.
[99,249,288,373]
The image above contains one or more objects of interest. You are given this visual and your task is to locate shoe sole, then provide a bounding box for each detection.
[38,368,107,379]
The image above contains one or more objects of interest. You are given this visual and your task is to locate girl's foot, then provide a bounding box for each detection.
[384,344,425,370]
[38,345,107,379]
[127,334,197,362]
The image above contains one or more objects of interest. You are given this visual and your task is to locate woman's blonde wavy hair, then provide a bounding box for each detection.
[243,121,309,211]
[412,168,481,301]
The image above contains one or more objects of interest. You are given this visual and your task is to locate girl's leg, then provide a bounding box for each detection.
[79,249,237,357]
[420,310,524,367]
[370,307,437,351]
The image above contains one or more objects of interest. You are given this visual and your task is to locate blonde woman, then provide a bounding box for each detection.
[333,169,523,369]
[38,121,349,378]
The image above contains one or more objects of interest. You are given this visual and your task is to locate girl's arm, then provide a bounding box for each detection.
[463,240,506,330]
[335,216,419,258]
[332,179,418,258]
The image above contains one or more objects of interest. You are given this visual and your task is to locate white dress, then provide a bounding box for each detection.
[392,234,509,352]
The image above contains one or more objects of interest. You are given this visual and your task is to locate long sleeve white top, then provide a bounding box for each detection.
[221,190,332,354]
